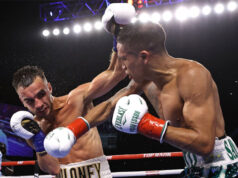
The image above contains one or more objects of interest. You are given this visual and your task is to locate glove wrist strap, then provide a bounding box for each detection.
[138,113,168,142]
[32,130,46,153]
[67,117,90,139]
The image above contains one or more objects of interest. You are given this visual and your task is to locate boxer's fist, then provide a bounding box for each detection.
[10,111,35,139]
[112,94,148,134]
[44,117,89,158]
[102,3,136,35]
[44,127,75,158]
[112,94,169,143]
[10,111,46,153]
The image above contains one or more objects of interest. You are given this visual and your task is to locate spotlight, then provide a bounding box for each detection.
[83,22,92,32]
[214,3,225,14]
[139,12,150,23]
[162,10,173,22]
[131,17,137,23]
[189,6,200,18]
[63,27,70,35]
[227,1,237,12]
[175,6,189,21]
[151,12,161,23]
[73,24,81,34]
[42,29,50,37]
[52,28,60,36]
[202,5,212,16]
[94,21,103,30]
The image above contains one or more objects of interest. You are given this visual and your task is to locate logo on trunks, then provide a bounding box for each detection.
[57,163,101,178]
[224,139,238,160]
[115,106,127,130]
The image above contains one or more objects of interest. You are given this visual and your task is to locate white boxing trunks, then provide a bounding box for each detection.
[182,136,238,177]
[56,155,112,178]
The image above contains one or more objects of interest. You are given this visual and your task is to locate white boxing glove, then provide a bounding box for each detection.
[102,3,136,34]
[10,111,35,139]
[44,127,76,158]
[112,94,148,134]
[10,111,46,153]
[112,94,170,143]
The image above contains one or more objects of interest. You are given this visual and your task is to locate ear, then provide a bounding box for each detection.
[47,82,53,93]
[139,50,150,64]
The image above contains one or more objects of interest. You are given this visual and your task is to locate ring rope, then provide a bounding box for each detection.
[112,169,184,177]
[1,169,184,177]
[2,152,183,166]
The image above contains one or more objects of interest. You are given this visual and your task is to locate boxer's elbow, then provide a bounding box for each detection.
[37,156,61,175]
[196,137,214,157]
[40,163,60,175]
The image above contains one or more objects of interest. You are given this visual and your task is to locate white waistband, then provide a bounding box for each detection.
[59,155,112,178]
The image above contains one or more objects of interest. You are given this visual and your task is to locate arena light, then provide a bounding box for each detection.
[227,1,238,12]
[73,24,82,34]
[162,10,173,22]
[94,21,103,30]
[138,12,150,23]
[175,6,189,21]
[42,29,50,37]
[52,28,60,36]
[83,22,92,32]
[214,3,225,14]
[63,27,70,35]
[131,17,138,23]
[189,6,200,18]
[151,12,161,23]
[202,5,212,16]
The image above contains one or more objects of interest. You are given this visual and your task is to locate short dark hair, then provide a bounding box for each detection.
[117,22,166,54]
[12,65,46,90]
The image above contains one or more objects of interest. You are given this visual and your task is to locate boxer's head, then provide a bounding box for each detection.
[117,22,167,82]
[12,66,53,118]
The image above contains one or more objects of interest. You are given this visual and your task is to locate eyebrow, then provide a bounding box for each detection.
[23,89,45,101]
[118,55,126,60]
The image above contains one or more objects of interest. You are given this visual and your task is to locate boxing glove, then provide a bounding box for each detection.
[10,111,46,154]
[44,117,90,158]
[112,94,170,143]
[102,3,136,35]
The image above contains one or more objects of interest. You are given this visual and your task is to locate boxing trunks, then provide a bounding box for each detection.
[56,155,112,178]
[181,136,238,177]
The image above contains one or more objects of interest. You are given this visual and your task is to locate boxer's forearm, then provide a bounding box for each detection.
[85,52,126,101]
[164,126,214,157]
[36,154,60,175]
[27,137,60,174]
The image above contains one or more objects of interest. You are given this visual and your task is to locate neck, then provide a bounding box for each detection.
[145,53,176,89]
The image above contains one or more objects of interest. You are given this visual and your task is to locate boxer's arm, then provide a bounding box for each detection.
[84,51,127,101]
[85,80,144,127]
[164,66,216,156]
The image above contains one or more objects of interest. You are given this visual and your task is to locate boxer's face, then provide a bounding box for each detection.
[17,76,53,118]
[117,43,145,83]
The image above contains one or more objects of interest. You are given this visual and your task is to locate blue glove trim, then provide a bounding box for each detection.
[32,130,45,153]
[113,36,117,52]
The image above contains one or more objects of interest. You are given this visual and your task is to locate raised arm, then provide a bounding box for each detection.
[83,51,127,103]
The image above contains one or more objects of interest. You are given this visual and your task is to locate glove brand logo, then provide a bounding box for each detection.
[130,111,140,132]
[114,106,127,130]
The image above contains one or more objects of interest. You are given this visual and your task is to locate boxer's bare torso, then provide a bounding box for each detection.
[142,58,225,154]
[36,84,104,164]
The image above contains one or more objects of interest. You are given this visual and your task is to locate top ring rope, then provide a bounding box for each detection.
[2,152,183,166]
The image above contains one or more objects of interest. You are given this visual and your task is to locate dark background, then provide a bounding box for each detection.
[0,1,238,177]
